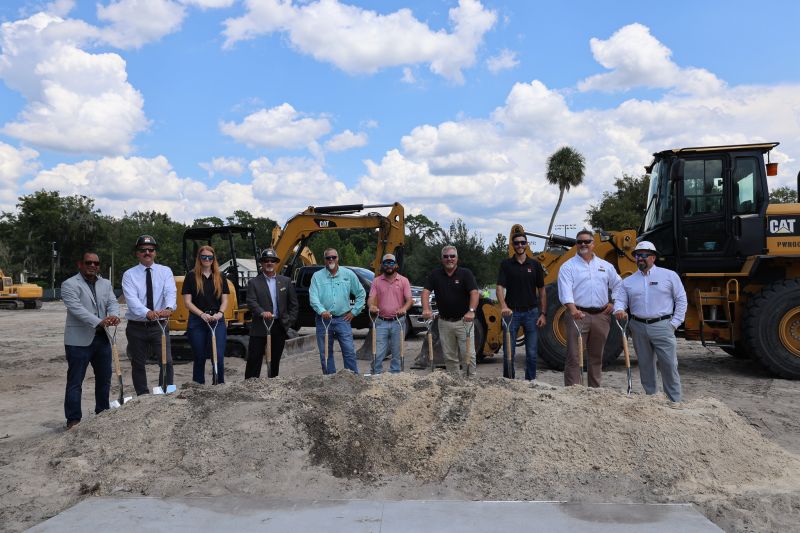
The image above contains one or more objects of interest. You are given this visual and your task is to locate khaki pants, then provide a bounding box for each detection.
[565,312,610,387]
[438,319,476,378]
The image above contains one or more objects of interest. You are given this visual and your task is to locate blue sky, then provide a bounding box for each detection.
[1,0,799,245]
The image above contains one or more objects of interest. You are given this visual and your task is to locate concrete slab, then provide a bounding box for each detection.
[29,497,722,532]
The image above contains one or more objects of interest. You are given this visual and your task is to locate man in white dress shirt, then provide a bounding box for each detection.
[614,241,687,403]
[121,235,177,395]
[557,229,623,387]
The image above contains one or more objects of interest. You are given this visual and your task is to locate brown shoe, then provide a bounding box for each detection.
[66,420,80,429]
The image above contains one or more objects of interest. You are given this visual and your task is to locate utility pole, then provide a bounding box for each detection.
[554,223,576,238]
[50,242,57,297]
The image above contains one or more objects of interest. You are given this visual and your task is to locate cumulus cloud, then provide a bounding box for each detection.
[324,130,368,152]
[199,156,246,178]
[220,103,332,149]
[578,23,724,95]
[0,143,40,209]
[96,0,186,49]
[486,48,518,73]
[0,12,148,155]
[223,0,497,83]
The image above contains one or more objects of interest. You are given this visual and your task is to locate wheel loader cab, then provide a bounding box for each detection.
[640,143,776,273]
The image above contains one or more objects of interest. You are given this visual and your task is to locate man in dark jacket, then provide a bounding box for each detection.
[245,248,299,378]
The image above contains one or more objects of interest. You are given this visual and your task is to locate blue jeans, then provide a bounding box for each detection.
[374,318,402,374]
[315,315,358,374]
[64,333,112,422]
[187,314,226,384]
[502,308,539,380]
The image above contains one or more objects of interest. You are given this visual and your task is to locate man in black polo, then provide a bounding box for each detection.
[421,245,480,378]
[496,232,546,380]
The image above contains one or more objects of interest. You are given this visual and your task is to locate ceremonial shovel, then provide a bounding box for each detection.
[615,316,633,395]
[152,319,176,394]
[104,325,131,408]
[263,317,274,378]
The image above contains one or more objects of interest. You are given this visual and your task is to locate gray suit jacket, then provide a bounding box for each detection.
[62,273,120,347]
[246,274,298,336]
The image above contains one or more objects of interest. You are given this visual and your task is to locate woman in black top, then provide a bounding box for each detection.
[182,245,229,383]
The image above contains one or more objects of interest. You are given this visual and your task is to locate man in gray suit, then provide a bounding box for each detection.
[245,248,298,378]
[61,252,120,429]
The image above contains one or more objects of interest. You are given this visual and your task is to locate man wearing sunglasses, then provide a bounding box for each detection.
[121,235,177,395]
[496,232,546,381]
[309,248,366,374]
[614,241,687,404]
[61,252,120,429]
[245,248,299,378]
[367,253,412,374]
[557,229,623,387]
[421,245,480,378]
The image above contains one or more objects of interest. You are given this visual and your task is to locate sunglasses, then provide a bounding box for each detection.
[199,254,214,261]
[634,252,654,259]
[576,239,593,245]
[261,258,278,263]
[442,254,457,259]
[513,241,527,246]
[382,260,396,265]
[137,248,156,253]
[324,256,338,261]
[84,260,100,266]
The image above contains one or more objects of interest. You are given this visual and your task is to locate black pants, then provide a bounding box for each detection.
[245,323,287,379]
[126,321,173,394]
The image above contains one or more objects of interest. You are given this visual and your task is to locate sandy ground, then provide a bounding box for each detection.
[1,302,799,532]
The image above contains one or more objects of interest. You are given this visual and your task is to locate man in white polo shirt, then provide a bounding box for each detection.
[614,241,687,403]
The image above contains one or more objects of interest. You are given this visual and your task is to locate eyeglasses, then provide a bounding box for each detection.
[382,260,396,265]
[261,258,278,264]
[442,254,457,259]
[576,239,593,245]
[84,260,100,266]
[513,241,527,246]
[634,252,654,259]
[199,255,214,261]
[137,248,156,254]
[324,256,338,261]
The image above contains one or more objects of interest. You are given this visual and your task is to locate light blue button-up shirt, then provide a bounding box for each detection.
[309,267,365,317]
[614,265,688,329]
[264,273,278,318]
[121,262,177,321]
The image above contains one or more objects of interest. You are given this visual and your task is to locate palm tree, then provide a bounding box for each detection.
[545,146,586,236]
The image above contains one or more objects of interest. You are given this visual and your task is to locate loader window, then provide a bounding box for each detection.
[642,159,672,231]
[732,157,758,214]
[683,159,723,216]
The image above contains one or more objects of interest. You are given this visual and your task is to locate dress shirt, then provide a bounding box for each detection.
[122,262,177,321]
[264,273,278,318]
[309,267,366,317]
[557,254,623,308]
[614,265,687,329]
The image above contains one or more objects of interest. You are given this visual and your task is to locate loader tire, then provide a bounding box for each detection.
[743,279,800,379]
[537,283,621,370]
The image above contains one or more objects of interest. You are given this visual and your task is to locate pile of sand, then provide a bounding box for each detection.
[2,373,799,532]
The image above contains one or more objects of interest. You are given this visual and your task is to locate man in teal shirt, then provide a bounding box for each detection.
[310,248,366,374]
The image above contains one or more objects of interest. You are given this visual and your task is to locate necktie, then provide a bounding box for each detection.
[146,267,154,310]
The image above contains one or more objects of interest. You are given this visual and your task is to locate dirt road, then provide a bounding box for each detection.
[1,302,799,531]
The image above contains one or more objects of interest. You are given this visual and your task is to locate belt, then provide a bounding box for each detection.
[439,316,462,322]
[128,320,164,327]
[378,316,399,321]
[631,314,672,324]
[577,306,606,314]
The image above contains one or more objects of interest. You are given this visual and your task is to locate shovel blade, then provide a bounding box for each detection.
[110,400,121,408]
[152,386,165,395]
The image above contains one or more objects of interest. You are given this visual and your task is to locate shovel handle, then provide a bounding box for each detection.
[398,319,405,371]
[427,332,434,370]
[111,342,122,378]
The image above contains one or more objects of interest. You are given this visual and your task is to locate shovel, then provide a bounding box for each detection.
[104,324,131,408]
[464,320,474,378]
[424,316,436,372]
[206,318,219,385]
[321,316,332,375]
[263,316,274,378]
[572,317,584,386]
[396,314,405,371]
[501,315,513,379]
[368,312,378,375]
[152,319,176,394]
[615,316,633,396]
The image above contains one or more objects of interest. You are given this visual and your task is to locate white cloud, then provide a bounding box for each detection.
[220,103,332,149]
[486,48,518,73]
[180,0,235,8]
[578,23,724,96]
[223,0,497,83]
[401,67,416,84]
[199,156,246,177]
[0,143,40,210]
[96,0,186,49]
[324,130,368,152]
[0,12,148,155]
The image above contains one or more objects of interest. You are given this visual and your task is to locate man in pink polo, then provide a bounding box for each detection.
[367,253,413,374]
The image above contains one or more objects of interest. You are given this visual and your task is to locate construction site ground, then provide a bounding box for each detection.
[1,302,799,532]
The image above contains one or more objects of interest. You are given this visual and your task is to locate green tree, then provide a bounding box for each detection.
[486,233,509,279]
[769,186,797,204]
[545,146,586,235]
[191,216,225,227]
[586,174,650,231]
[226,210,277,249]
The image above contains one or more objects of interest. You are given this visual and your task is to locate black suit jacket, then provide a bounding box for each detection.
[246,274,298,336]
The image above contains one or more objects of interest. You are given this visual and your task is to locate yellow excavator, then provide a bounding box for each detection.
[0,269,43,310]
[478,142,800,379]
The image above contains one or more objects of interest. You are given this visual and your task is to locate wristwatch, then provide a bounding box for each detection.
[469,307,475,313]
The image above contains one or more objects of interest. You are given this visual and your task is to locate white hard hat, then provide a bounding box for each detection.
[634,241,658,254]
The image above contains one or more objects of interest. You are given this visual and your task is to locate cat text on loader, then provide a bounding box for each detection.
[483,142,800,379]
[0,269,43,310]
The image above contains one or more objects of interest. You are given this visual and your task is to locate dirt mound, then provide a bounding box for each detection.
[2,373,799,532]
